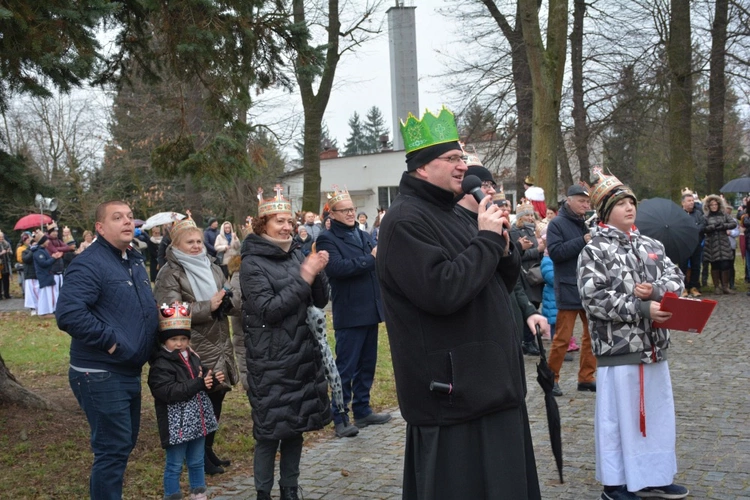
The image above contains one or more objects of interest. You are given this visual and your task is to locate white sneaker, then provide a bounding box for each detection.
[30,310,37,316]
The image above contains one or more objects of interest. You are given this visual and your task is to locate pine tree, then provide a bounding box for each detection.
[363,106,390,152]
[344,112,369,156]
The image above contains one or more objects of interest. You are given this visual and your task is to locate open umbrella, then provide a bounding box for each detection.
[536,325,564,483]
[14,214,52,231]
[720,177,750,193]
[306,306,345,413]
[635,198,698,266]
[141,211,185,230]
[133,219,145,227]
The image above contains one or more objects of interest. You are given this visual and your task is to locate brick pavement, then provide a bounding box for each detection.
[213,292,750,499]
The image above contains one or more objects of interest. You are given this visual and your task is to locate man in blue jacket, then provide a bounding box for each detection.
[316,188,391,438]
[56,200,159,500]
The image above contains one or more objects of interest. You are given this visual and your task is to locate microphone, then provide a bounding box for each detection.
[462,175,486,206]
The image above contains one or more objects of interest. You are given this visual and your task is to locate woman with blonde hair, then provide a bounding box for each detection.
[154,217,239,476]
[214,221,241,277]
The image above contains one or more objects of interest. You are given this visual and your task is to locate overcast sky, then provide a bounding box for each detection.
[252,1,460,156]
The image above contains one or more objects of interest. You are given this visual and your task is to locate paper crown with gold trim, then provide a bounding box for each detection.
[681,187,694,196]
[326,186,351,208]
[170,217,198,242]
[589,167,637,221]
[257,185,292,217]
[516,201,535,217]
[399,106,460,154]
[589,167,626,209]
[524,176,535,186]
[158,302,192,342]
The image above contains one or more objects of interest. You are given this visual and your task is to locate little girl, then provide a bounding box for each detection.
[148,302,225,500]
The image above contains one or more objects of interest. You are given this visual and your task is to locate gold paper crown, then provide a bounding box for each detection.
[159,302,192,331]
[589,167,625,210]
[516,201,535,216]
[258,184,292,217]
[327,185,351,208]
[399,106,460,154]
[170,217,198,242]
[460,142,482,167]
[682,187,693,196]
[524,176,534,185]
[492,192,506,201]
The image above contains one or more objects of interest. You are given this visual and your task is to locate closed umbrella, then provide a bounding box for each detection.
[720,177,750,193]
[535,325,564,483]
[635,198,699,266]
[14,214,52,231]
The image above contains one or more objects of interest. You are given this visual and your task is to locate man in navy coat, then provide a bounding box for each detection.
[316,189,392,437]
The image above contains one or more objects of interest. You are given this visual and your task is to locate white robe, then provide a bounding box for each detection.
[595,361,678,492]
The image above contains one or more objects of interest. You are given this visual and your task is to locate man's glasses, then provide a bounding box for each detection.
[481,181,497,189]
[436,154,467,164]
[331,207,357,215]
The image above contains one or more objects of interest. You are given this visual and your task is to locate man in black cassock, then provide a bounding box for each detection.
[376,109,541,500]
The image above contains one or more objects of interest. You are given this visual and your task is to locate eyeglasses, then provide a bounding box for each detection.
[481,181,497,189]
[436,154,467,164]
[331,207,357,215]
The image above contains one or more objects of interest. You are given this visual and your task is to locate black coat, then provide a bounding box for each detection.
[22,246,37,280]
[509,222,543,304]
[546,202,589,310]
[315,219,384,330]
[377,173,525,426]
[239,235,332,440]
[148,347,216,448]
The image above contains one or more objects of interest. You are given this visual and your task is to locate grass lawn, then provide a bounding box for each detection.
[0,278,396,499]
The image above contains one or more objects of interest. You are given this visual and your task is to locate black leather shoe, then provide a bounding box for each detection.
[552,383,563,397]
[204,453,225,475]
[577,381,596,392]
[280,486,300,500]
[355,412,392,428]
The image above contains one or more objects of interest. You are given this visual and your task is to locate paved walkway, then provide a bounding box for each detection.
[213,292,750,500]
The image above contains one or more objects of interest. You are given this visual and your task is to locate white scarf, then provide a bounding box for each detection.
[171,247,217,301]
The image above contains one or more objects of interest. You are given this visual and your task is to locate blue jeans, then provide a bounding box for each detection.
[332,324,379,423]
[164,437,206,496]
[69,369,141,500]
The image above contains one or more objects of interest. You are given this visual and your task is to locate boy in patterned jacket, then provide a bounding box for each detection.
[577,170,689,500]
[148,302,224,500]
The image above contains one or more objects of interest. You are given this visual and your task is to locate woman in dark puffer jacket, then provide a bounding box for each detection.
[240,193,331,500]
[702,194,737,294]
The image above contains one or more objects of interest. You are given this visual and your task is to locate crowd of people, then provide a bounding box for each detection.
[6,106,746,500]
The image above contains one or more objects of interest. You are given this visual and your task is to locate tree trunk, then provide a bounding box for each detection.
[302,110,324,212]
[667,0,695,200]
[570,0,591,184]
[520,0,568,205]
[558,124,574,191]
[0,353,59,410]
[707,0,728,194]
[294,0,341,214]
[482,1,534,198]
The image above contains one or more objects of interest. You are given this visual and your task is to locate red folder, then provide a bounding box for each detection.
[651,292,717,333]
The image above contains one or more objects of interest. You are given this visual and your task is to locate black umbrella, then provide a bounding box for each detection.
[535,325,564,483]
[635,198,699,266]
[720,177,750,193]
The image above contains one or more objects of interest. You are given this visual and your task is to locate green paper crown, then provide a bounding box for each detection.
[399,106,460,154]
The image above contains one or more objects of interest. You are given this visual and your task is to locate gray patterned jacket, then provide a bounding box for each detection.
[577,225,684,366]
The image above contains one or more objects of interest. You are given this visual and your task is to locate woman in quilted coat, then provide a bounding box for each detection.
[240,192,331,500]
[155,218,239,476]
[702,194,737,294]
